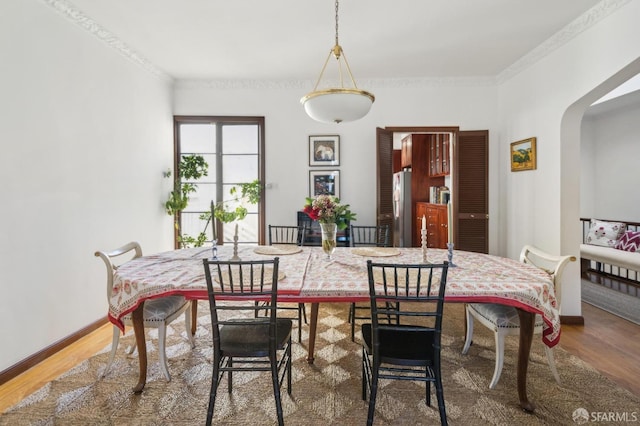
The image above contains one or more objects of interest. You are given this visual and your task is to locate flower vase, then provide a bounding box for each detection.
[320,222,337,259]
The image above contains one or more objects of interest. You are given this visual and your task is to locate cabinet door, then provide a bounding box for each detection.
[426,206,440,248]
[401,135,412,168]
[428,134,451,177]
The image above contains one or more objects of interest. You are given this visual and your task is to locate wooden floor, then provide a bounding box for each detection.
[1,301,639,414]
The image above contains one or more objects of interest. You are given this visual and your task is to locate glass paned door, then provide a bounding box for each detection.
[174,117,264,247]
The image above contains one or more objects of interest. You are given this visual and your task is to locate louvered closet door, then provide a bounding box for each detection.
[376,127,395,244]
[454,130,489,253]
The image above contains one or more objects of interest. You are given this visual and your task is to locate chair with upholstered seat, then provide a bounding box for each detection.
[95,241,195,381]
[461,244,576,389]
[266,224,308,341]
[362,260,450,426]
[203,257,292,426]
[348,224,390,341]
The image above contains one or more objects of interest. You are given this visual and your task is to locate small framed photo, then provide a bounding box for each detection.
[309,135,340,166]
[510,137,537,172]
[309,170,340,198]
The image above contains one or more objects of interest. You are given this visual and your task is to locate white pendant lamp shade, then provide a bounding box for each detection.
[301,88,374,124]
[301,0,374,124]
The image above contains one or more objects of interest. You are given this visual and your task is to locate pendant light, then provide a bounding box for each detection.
[300,0,375,124]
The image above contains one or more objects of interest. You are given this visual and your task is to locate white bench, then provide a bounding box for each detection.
[580,218,640,283]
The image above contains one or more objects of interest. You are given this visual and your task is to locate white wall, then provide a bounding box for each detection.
[174,82,500,251]
[0,0,174,371]
[581,94,640,221]
[496,1,640,316]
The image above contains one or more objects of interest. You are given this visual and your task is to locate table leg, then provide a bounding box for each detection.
[131,302,147,393]
[306,302,319,364]
[516,308,536,412]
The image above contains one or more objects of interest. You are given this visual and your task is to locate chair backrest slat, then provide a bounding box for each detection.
[351,225,390,247]
[367,260,449,337]
[268,225,307,246]
[203,258,281,346]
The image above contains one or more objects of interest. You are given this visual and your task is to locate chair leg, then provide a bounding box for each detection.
[350,304,356,342]
[287,338,292,394]
[158,325,171,381]
[297,305,303,342]
[366,365,379,426]
[184,306,196,349]
[300,303,307,324]
[102,325,121,377]
[228,357,233,393]
[435,374,448,426]
[544,346,561,384]
[461,307,474,354]
[206,356,222,426]
[270,354,285,426]
[489,331,506,389]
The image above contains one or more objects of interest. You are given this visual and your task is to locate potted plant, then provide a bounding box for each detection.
[165,156,261,248]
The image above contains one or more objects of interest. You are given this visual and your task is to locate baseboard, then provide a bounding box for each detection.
[560,315,585,325]
[0,316,109,386]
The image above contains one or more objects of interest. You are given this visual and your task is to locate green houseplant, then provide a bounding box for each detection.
[164,155,261,247]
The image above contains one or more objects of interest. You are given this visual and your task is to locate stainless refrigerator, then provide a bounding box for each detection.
[393,170,412,247]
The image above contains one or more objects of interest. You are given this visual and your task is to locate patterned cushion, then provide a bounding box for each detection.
[615,230,640,253]
[468,303,544,329]
[122,295,188,323]
[586,219,626,247]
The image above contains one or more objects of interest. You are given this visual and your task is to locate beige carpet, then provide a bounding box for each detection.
[1,302,638,425]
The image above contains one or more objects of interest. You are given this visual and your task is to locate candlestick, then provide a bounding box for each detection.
[447,201,453,244]
[210,201,217,241]
[231,223,241,261]
[446,242,457,267]
[421,229,428,263]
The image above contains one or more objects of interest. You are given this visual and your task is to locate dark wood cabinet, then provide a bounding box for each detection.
[428,134,450,177]
[401,135,412,168]
[416,202,448,249]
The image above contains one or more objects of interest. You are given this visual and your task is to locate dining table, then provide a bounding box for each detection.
[108,244,560,413]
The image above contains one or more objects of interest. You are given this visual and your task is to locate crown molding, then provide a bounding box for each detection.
[497,0,631,84]
[41,0,172,82]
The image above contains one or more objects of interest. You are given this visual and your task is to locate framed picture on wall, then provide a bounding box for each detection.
[309,170,340,198]
[510,137,537,172]
[309,135,340,166]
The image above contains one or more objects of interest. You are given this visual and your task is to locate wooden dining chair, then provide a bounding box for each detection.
[349,224,390,341]
[461,244,576,389]
[362,260,450,426]
[266,224,308,342]
[95,241,195,381]
[203,258,292,426]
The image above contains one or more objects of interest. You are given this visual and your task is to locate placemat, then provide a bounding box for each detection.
[351,247,401,257]
[253,245,303,255]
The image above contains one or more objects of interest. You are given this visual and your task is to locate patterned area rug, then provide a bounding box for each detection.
[2,302,638,425]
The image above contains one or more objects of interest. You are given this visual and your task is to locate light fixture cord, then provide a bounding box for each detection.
[334,0,340,46]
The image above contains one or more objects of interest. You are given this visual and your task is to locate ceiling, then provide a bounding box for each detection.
[63,0,604,82]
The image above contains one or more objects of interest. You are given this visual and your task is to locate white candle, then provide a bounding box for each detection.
[422,215,426,231]
[447,202,453,243]
[235,223,238,237]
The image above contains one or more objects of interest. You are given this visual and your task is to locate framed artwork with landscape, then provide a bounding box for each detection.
[510,137,537,172]
[309,135,340,166]
[309,170,340,198]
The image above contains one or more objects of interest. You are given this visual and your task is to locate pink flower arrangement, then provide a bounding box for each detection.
[302,195,356,230]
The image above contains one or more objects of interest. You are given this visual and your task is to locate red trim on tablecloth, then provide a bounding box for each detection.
[111,291,559,348]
